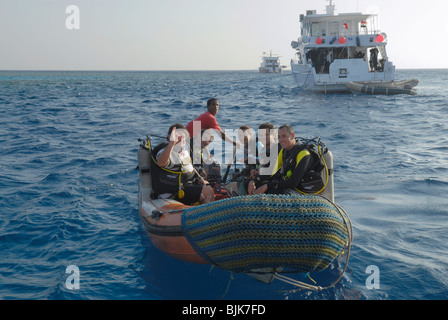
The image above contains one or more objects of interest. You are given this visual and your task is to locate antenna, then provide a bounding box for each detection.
[326,0,335,15]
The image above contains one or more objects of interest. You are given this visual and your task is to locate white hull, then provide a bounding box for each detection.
[259,67,282,74]
[291,59,395,93]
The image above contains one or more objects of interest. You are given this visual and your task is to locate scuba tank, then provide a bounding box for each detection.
[138,137,153,202]
[296,137,334,202]
[320,148,334,202]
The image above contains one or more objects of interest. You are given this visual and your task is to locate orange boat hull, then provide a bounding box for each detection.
[139,198,207,264]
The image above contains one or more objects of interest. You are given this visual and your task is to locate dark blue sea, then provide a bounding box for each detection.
[1,69,447,301]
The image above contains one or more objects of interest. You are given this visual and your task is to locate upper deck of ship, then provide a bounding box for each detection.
[295,1,386,48]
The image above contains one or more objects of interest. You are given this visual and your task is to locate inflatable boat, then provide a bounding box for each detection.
[346,79,418,95]
[137,136,352,290]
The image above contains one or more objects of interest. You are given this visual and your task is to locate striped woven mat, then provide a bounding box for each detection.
[181,194,349,274]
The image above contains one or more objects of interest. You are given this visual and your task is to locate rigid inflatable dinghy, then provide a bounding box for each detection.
[346,79,418,95]
[137,136,352,290]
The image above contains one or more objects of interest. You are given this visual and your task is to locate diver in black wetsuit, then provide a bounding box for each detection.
[251,124,314,195]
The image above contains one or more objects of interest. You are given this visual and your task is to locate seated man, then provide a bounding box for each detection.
[154,124,215,204]
[250,124,313,195]
[238,125,258,174]
[231,125,259,194]
[248,123,279,195]
[190,129,222,184]
[190,129,214,169]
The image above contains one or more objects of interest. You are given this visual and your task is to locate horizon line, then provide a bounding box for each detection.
[1,68,447,72]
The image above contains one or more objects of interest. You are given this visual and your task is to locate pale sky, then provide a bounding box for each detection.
[1,0,447,70]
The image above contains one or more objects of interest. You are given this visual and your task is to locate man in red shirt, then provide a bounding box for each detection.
[185,98,240,148]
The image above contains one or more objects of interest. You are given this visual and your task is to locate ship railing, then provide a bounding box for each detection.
[300,33,386,47]
[303,27,384,39]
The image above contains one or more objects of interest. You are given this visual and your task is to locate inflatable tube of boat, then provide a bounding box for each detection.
[181,194,350,274]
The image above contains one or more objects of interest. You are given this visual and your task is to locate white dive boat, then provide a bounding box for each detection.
[259,51,284,73]
[290,0,418,93]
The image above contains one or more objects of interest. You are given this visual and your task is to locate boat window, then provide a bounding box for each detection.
[311,22,320,36]
[354,48,366,60]
[359,21,368,35]
[305,48,334,74]
[329,21,339,36]
[334,47,347,59]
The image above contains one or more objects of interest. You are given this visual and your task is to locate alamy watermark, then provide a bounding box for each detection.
[66,5,80,30]
[65,265,80,290]
[365,265,380,289]
[170,124,278,176]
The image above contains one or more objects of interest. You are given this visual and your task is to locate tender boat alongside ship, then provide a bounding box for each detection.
[137,135,352,290]
[290,0,418,94]
[346,78,419,95]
